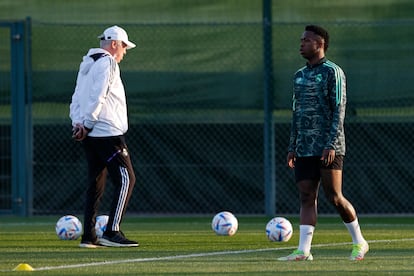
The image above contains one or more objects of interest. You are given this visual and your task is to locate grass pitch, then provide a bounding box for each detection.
[0,216,413,275]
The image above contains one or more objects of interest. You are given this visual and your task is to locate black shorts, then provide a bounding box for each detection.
[294,155,344,182]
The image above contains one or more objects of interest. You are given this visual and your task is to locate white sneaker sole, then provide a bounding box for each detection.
[277,253,313,261]
[79,243,102,248]
[99,238,138,247]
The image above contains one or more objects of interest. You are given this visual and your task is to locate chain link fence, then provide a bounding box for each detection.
[28,19,414,215]
[0,26,11,211]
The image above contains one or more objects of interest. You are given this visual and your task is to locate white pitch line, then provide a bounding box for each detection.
[15,238,414,272]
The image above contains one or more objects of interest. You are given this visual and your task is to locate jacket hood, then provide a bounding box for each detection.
[79,48,111,75]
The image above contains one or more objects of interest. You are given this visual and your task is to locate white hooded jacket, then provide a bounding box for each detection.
[70,48,128,137]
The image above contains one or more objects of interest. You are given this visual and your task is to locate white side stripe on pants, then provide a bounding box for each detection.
[111,166,130,231]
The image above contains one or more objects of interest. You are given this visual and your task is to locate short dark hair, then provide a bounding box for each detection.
[305,25,329,51]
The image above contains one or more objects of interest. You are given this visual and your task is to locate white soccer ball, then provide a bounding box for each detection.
[265,217,293,242]
[211,211,238,236]
[95,215,109,238]
[55,215,83,240]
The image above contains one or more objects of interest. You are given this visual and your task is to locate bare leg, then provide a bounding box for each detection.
[320,169,356,223]
[320,169,369,259]
[297,179,320,226]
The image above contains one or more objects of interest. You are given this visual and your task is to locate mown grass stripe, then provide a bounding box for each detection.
[27,238,414,272]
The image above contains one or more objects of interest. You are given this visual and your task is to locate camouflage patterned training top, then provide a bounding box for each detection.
[288,58,346,157]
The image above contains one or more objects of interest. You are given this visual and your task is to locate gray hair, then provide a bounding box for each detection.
[100,39,113,49]
[100,39,123,49]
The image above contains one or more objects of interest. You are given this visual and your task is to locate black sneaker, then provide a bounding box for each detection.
[99,231,139,247]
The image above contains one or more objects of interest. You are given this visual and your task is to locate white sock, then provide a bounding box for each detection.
[344,219,365,244]
[298,225,315,254]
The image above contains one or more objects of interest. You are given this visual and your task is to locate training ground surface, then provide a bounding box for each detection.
[0,216,413,275]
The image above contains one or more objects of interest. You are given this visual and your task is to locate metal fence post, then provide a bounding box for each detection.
[263,0,275,216]
[10,19,32,216]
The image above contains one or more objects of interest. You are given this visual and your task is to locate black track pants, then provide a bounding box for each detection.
[81,135,136,241]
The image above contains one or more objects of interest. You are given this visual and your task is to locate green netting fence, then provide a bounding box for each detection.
[29,20,414,215]
[1,0,413,215]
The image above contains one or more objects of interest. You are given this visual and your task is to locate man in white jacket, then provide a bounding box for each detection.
[70,25,138,248]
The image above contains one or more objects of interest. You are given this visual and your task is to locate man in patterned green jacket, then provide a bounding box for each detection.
[278,25,369,261]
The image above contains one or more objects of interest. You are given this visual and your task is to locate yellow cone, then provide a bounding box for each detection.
[13,263,34,271]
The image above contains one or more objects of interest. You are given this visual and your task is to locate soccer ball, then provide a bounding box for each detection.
[211,211,238,236]
[265,217,293,242]
[55,215,82,240]
[95,215,109,238]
